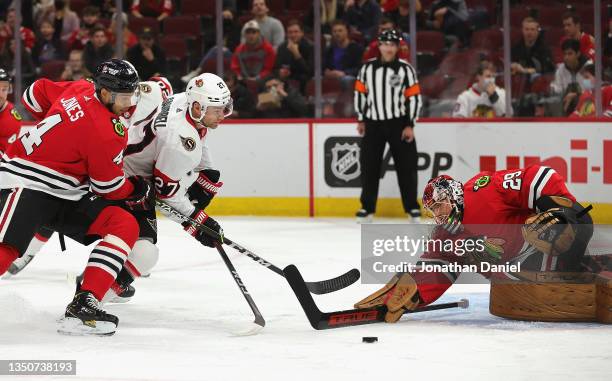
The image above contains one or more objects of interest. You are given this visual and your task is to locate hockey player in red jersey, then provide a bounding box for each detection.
[0,59,152,335]
[355,165,596,322]
[5,76,171,278]
[0,68,22,157]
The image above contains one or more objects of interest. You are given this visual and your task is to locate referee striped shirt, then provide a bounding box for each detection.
[354,58,422,125]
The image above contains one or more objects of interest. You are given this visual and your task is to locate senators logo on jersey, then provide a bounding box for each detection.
[180,136,196,152]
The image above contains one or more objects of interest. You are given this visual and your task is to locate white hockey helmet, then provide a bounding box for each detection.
[185,73,232,123]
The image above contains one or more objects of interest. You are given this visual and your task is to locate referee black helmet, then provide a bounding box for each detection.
[378,29,402,44]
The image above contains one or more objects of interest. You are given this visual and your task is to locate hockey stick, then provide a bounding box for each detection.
[215,242,265,332]
[155,199,360,294]
[283,265,469,330]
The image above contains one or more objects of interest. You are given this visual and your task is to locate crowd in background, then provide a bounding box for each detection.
[1,0,610,119]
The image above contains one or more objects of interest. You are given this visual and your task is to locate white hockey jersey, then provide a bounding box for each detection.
[121,81,165,129]
[452,84,509,118]
[123,92,213,218]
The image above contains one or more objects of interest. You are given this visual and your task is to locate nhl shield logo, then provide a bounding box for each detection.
[331,143,360,182]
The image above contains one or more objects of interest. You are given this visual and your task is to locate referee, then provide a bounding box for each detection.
[354,29,422,223]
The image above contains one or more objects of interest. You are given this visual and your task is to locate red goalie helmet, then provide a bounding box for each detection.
[422,175,464,224]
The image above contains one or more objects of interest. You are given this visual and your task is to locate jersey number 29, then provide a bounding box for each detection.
[20,114,62,155]
[502,171,522,191]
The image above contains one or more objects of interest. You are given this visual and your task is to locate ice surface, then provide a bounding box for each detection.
[1,217,611,381]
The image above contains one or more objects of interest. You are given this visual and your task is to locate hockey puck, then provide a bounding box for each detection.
[362,336,378,343]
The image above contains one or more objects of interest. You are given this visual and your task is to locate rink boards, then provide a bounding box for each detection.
[204,119,612,223]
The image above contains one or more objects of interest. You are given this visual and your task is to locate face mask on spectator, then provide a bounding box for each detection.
[581,78,594,91]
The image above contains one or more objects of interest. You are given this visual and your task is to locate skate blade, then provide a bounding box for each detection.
[106,296,132,304]
[57,317,116,336]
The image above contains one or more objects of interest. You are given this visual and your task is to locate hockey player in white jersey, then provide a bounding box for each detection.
[105,73,231,301]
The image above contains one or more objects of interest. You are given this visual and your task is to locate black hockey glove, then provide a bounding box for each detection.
[187,169,223,210]
[183,209,224,248]
[123,176,155,211]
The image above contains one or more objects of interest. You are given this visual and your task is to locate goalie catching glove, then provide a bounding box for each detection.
[183,209,223,248]
[522,196,582,257]
[354,273,421,322]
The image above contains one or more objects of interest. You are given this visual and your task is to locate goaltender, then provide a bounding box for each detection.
[356,165,611,323]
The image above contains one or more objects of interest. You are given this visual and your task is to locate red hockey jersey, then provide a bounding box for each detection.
[0,80,133,201]
[22,78,94,121]
[0,101,22,156]
[413,165,575,305]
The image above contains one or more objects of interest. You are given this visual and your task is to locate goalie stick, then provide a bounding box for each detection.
[155,199,360,294]
[283,264,469,330]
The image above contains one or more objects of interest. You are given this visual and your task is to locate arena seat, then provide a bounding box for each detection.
[439,50,482,77]
[181,0,215,17]
[162,15,202,37]
[129,16,160,37]
[417,31,445,58]
[40,60,66,81]
[471,28,503,51]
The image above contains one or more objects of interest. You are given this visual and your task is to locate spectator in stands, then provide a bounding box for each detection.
[0,8,36,51]
[323,20,364,89]
[0,38,35,85]
[570,63,612,118]
[127,27,167,80]
[362,18,409,62]
[241,0,285,50]
[343,0,382,42]
[386,0,424,32]
[561,13,595,62]
[427,0,469,46]
[181,7,242,84]
[36,0,79,43]
[305,0,343,35]
[255,74,308,118]
[60,49,91,81]
[131,0,173,22]
[274,20,313,93]
[67,6,101,51]
[511,17,555,77]
[32,19,65,66]
[453,62,508,118]
[551,39,590,115]
[223,71,255,118]
[110,12,138,54]
[82,24,113,74]
[231,20,276,81]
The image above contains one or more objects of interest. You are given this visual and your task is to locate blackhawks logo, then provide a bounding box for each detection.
[195,79,203,87]
[112,118,125,137]
[11,109,22,121]
[473,175,490,191]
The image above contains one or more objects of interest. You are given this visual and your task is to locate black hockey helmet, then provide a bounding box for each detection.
[0,68,12,83]
[94,59,139,93]
[378,29,402,44]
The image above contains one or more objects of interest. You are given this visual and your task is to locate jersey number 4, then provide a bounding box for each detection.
[20,114,62,155]
[502,171,522,191]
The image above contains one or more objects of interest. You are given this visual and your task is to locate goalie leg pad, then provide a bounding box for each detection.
[490,272,611,323]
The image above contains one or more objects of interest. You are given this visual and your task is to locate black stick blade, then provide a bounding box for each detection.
[306,268,361,295]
